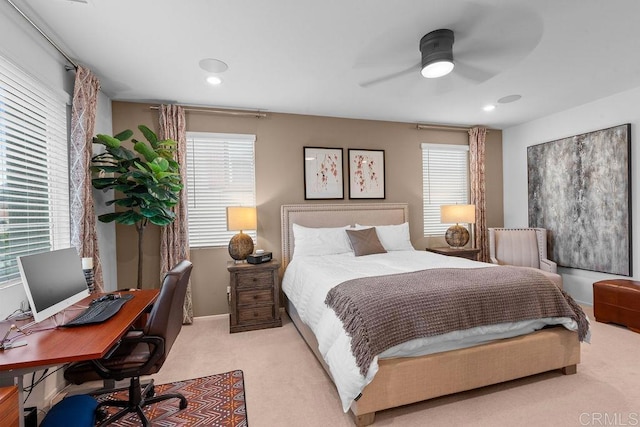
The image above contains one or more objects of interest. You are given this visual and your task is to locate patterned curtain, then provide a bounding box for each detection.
[469,127,488,263]
[158,104,193,323]
[69,66,103,293]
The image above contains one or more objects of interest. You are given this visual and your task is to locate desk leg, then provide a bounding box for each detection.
[0,375,24,427]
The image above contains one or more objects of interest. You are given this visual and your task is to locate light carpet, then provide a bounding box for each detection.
[96,305,639,426]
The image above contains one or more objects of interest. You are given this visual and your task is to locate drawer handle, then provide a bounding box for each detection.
[253,295,259,300]
[252,278,257,282]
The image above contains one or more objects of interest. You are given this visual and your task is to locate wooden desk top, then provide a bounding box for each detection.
[0,289,158,373]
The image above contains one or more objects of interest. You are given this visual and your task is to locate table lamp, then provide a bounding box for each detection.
[440,204,475,248]
[226,206,257,262]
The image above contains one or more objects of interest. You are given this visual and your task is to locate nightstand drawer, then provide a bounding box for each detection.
[238,306,274,323]
[238,289,273,305]
[236,271,274,288]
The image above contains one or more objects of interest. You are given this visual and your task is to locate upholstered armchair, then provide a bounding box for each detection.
[488,228,562,288]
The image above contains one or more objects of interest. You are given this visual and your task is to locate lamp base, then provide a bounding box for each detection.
[229,232,254,261]
[445,224,469,248]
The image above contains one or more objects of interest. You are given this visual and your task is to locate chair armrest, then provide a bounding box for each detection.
[540,258,557,274]
[122,330,144,340]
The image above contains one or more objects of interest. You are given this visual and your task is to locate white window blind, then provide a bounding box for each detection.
[0,55,70,287]
[186,132,256,247]
[422,143,469,236]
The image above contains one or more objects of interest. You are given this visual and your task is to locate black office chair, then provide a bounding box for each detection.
[64,260,193,426]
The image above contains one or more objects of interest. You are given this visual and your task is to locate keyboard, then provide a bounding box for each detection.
[63,294,134,327]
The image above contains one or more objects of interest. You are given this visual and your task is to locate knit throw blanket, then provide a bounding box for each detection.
[325,266,589,376]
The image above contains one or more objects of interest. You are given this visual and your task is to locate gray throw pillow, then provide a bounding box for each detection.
[346,227,387,257]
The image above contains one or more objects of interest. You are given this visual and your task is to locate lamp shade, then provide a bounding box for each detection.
[226,206,257,231]
[440,204,475,224]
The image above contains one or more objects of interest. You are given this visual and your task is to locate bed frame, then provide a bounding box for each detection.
[280,203,581,426]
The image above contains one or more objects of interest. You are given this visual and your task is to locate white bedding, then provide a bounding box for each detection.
[281,250,580,412]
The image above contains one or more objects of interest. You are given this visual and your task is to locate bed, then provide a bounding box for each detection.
[280,203,584,426]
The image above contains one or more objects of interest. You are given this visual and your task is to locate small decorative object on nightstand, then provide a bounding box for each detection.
[426,246,481,261]
[227,259,282,333]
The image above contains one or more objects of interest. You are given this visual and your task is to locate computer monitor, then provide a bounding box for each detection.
[17,248,90,323]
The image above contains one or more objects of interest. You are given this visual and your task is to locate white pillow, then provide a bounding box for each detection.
[292,224,353,257]
[355,222,414,251]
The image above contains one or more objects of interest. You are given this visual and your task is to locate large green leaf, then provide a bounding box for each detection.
[92,177,119,189]
[138,125,159,149]
[114,129,134,141]
[133,141,158,162]
[152,157,169,172]
[97,211,125,223]
[94,134,121,149]
[105,198,136,207]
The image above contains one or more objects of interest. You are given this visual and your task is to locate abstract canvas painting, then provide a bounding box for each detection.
[527,124,631,275]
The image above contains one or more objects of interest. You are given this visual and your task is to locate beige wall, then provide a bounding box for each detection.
[111,101,503,316]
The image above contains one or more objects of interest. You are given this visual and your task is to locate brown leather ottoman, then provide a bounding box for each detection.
[593,279,640,333]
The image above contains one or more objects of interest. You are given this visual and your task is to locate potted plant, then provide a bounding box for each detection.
[91,125,183,288]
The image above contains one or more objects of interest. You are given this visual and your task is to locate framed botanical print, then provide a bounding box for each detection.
[348,149,385,199]
[303,147,344,199]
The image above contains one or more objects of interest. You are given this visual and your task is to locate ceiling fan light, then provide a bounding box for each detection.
[420,29,455,79]
[421,60,454,78]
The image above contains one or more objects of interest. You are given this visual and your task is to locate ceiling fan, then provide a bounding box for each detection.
[357,6,543,92]
[359,28,494,89]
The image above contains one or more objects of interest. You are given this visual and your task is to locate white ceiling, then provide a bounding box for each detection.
[12,0,640,129]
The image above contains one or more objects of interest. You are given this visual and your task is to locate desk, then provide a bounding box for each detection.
[0,289,158,426]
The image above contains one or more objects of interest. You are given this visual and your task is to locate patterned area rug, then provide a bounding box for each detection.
[93,370,247,426]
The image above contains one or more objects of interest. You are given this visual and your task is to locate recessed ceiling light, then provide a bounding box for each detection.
[199,58,228,73]
[498,94,522,104]
[206,76,222,86]
[483,105,496,112]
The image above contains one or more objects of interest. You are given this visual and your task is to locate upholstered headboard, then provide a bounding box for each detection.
[280,203,409,269]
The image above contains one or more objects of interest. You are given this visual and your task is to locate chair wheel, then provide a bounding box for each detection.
[145,385,155,398]
[96,407,108,422]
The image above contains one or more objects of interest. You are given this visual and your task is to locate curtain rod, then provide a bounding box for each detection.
[416,123,493,132]
[149,105,267,118]
[6,0,79,70]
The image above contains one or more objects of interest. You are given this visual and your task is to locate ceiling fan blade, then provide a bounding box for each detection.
[453,60,495,83]
[359,63,420,88]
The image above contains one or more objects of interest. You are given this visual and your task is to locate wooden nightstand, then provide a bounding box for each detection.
[426,247,481,261]
[227,260,282,333]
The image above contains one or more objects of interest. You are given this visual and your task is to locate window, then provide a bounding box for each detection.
[422,143,469,236]
[0,55,70,288]
[185,132,256,247]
